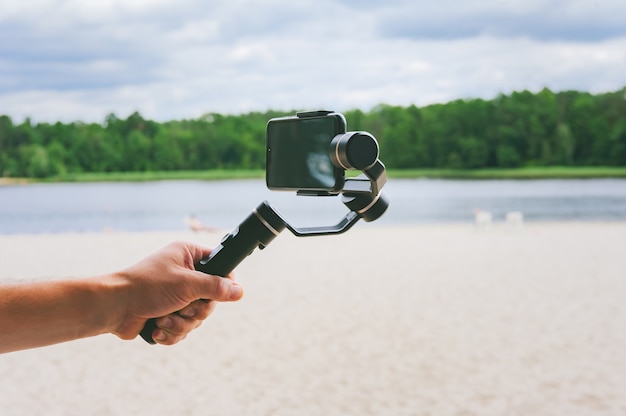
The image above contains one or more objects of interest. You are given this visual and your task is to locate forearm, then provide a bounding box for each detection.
[0,275,123,354]
[0,241,244,353]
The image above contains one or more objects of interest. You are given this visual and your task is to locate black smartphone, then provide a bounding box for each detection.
[266,111,346,194]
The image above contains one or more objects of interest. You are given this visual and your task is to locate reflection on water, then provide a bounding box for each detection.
[0,178,625,234]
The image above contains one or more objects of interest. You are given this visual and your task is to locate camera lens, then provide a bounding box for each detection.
[331,132,379,170]
[346,133,379,170]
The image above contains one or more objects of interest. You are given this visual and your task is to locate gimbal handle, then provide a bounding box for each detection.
[140,202,285,344]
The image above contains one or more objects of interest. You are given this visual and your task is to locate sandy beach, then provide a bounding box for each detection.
[1,222,625,415]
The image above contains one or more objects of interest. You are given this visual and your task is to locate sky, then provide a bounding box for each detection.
[1,0,625,123]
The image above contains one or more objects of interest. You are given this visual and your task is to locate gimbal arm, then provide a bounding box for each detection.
[140,129,389,344]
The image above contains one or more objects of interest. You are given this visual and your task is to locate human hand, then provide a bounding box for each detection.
[108,241,244,345]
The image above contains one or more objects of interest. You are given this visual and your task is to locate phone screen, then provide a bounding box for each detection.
[266,114,345,192]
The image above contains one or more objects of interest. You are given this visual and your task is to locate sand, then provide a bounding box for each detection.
[1,222,625,415]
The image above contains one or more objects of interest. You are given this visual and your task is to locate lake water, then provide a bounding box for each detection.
[0,178,625,234]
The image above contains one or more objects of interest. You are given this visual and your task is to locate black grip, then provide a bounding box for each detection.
[139,202,285,344]
[139,318,159,344]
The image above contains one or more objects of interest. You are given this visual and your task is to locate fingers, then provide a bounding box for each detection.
[179,299,216,320]
[153,300,218,345]
[183,241,214,265]
[151,277,243,345]
[152,271,242,345]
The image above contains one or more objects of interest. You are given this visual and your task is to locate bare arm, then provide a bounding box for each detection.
[0,241,244,354]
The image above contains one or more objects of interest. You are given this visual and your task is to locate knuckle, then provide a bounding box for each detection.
[157,336,177,346]
[193,300,215,319]
[211,276,230,299]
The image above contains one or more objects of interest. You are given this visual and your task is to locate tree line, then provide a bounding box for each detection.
[1,87,625,178]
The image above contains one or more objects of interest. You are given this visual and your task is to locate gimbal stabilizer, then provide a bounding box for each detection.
[140,112,389,344]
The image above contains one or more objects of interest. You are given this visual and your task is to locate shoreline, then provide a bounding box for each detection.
[0,177,29,186]
[1,219,626,237]
[2,166,626,186]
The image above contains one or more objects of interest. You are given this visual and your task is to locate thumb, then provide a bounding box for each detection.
[188,270,244,302]
[181,241,244,301]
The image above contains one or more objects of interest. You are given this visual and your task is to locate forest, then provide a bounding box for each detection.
[0,87,625,178]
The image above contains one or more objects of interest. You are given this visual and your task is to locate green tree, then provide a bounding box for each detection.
[19,145,51,178]
[554,123,575,165]
[125,130,153,171]
[458,136,489,168]
[496,144,522,168]
[0,115,14,176]
[46,140,68,176]
[608,119,626,165]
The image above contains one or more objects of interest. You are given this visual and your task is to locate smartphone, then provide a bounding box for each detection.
[266,111,346,194]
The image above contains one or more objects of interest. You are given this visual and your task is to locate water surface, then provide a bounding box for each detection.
[1,179,624,234]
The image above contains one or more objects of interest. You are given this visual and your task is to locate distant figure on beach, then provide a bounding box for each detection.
[0,241,244,354]
[505,211,524,229]
[473,209,493,228]
[185,214,217,232]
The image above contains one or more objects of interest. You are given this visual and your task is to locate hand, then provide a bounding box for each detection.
[109,241,244,345]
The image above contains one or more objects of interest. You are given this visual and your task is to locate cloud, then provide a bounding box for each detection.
[344,0,626,42]
[0,0,625,123]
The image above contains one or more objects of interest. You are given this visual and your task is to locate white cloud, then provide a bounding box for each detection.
[0,0,625,122]
[361,0,626,41]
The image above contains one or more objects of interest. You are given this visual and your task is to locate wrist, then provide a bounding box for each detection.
[90,272,131,337]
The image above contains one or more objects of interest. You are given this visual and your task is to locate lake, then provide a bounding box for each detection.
[0,178,625,234]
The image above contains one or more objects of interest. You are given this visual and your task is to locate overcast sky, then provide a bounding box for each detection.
[1,0,625,123]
